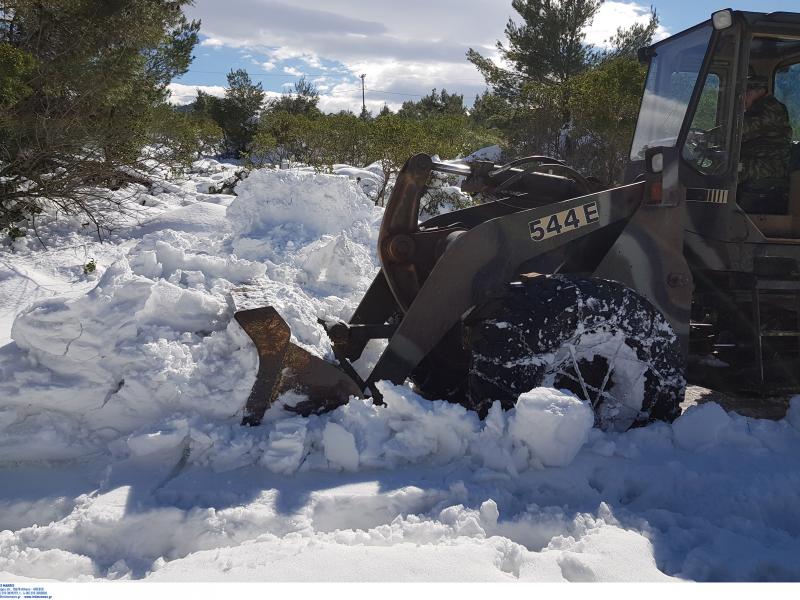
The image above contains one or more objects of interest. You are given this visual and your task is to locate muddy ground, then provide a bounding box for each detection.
[682,385,792,420]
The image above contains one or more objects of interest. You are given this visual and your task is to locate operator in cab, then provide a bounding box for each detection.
[737,71,793,214]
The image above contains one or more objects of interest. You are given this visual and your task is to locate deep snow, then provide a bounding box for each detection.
[1,158,799,582]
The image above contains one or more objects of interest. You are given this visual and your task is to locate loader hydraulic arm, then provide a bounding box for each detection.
[378,154,591,313]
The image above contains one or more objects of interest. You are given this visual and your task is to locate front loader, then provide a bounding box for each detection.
[235,9,800,431]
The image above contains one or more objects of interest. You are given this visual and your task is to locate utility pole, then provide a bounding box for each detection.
[360,74,366,115]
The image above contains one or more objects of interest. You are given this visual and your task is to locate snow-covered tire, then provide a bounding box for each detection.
[464,276,685,431]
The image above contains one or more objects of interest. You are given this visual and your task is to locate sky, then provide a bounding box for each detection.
[169,1,800,113]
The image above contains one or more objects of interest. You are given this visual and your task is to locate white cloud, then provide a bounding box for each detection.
[184,0,670,113]
[167,83,226,105]
[200,37,225,47]
[584,1,670,48]
[283,66,303,77]
[300,54,323,69]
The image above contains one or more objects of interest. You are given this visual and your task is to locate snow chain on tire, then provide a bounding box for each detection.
[463,275,685,431]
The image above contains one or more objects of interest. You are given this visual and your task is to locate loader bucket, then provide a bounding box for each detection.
[234,307,362,426]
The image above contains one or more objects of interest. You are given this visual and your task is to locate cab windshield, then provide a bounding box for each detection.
[629,25,713,160]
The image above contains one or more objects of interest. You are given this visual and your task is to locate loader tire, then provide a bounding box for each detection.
[464,275,685,431]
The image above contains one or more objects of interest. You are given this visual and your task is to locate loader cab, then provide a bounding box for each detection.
[626,10,800,257]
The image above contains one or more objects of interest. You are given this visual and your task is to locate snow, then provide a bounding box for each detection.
[672,402,733,450]
[466,144,503,162]
[509,388,594,467]
[1,155,799,582]
[323,422,360,471]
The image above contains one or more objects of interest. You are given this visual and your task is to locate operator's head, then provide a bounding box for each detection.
[746,70,768,109]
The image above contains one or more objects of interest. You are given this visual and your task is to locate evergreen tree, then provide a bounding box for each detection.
[0,0,200,229]
[568,56,649,182]
[470,91,511,131]
[467,0,602,97]
[265,77,321,116]
[397,89,466,120]
[215,69,265,156]
[466,0,658,174]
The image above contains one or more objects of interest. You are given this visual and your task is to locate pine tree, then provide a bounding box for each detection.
[466,0,658,170]
[216,69,265,156]
[467,0,602,98]
[397,89,467,120]
[265,77,321,116]
[0,0,200,230]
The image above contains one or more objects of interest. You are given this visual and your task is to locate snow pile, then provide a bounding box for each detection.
[188,159,243,194]
[466,144,503,163]
[120,384,593,476]
[0,166,384,463]
[332,163,385,200]
[229,168,378,244]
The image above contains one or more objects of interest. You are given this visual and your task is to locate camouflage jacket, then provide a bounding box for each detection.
[740,94,793,184]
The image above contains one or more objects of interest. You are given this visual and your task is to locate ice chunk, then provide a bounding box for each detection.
[259,418,309,474]
[127,420,189,456]
[323,422,359,471]
[508,388,594,467]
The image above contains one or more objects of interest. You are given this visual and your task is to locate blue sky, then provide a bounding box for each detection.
[170,1,800,112]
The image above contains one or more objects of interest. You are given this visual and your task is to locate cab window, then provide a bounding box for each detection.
[775,63,800,141]
[680,27,738,175]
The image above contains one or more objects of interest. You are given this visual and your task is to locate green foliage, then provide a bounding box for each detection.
[467,0,603,97]
[0,43,36,108]
[266,77,321,116]
[467,0,658,182]
[594,13,660,62]
[0,0,200,229]
[470,91,511,131]
[692,74,721,131]
[568,57,648,182]
[397,89,467,120]
[83,259,96,275]
[247,111,497,204]
[152,105,224,162]
[195,69,265,157]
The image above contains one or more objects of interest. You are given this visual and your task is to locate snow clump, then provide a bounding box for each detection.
[508,388,594,467]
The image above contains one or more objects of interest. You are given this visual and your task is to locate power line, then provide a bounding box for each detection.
[185,69,344,77]
[183,69,488,85]
[366,88,426,97]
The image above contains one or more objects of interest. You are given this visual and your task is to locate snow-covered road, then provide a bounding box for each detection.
[1,159,799,582]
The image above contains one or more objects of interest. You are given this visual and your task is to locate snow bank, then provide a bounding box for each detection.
[177,384,593,475]
[229,168,379,244]
[0,167,387,462]
[466,144,503,163]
